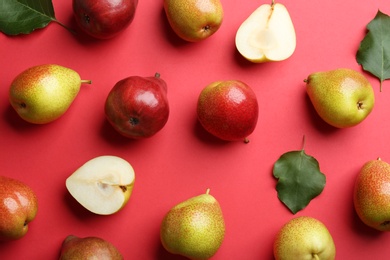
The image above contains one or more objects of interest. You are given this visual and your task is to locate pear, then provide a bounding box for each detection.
[354,158,390,231]
[160,189,225,259]
[235,0,296,63]
[164,0,224,42]
[305,68,375,128]
[9,64,91,124]
[59,235,123,259]
[66,155,135,215]
[273,216,336,260]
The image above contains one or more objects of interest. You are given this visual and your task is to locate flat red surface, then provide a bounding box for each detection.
[1,0,390,259]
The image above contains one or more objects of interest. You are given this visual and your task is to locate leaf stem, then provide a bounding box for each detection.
[301,135,306,151]
[53,19,76,35]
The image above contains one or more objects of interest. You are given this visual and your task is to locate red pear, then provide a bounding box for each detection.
[197,80,259,142]
[73,0,138,39]
[0,176,38,241]
[59,235,123,259]
[105,73,169,139]
[354,158,390,231]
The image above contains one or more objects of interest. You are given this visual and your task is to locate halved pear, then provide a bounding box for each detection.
[66,155,135,215]
[235,1,296,63]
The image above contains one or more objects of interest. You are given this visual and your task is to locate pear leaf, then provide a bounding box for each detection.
[356,10,390,91]
[0,0,69,35]
[273,146,326,214]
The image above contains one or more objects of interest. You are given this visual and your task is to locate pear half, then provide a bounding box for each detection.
[66,155,135,215]
[235,1,296,62]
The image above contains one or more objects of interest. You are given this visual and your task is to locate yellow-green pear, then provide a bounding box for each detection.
[160,189,225,259]
[305,68,374,128]
[273,216,336,260]
[163,0,224,42]
[9,64,91,124]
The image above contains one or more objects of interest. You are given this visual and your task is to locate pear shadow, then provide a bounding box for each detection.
[159,8,194,48]
[3,105,47,132]
[155,241,190,260]
[193,119,247,147]
[303,93,340,134]
[100,119,140,146]
[63,190,98,221]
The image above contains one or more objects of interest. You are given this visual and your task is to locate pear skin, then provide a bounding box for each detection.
[305,68,374,128]
[160,189,225,259]
[273,216,336,260]
[9,64,91,124]
[164,0,223,42]
[354,158,390,231]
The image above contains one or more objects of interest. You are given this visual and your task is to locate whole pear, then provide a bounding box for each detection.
[273,216,336,260]
[164,0,224,42]
[0,176,38,241]
[197,80,259,142]
[160,189,225,259]
[9,64,91,124]
[305,68,374,128]
[59,235,123,259]
[73,0,138,39]
[354,158,390,231]
[105,73,169,139]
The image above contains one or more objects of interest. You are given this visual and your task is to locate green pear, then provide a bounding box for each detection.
[160,189,225,259]
[354,158,390,231]
[305,68,374,128]
[9,64,91,124]
[164,0,224,42]
[273,216,336,260]
[59,235,123,259]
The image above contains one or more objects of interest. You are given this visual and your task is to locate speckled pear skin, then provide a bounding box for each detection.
[305,68,374,128]
[273,216,336,260]
[9,64,87,124]
[164,0,224,42]
[59,235,123,260]
[160,190,225,260]
[354,159,390,231]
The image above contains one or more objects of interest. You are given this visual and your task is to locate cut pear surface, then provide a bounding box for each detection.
[66,155,135,215]
[235,2,296,62]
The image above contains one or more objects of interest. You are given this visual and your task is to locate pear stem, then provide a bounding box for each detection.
[206,188,210,195]
[244,138,250,144]
[155,72,160,78]
[53,19,76,35]
[271,0,275,6]
[81,80,92,84]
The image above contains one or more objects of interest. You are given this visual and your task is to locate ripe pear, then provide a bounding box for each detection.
[305,68,374,128]
[164,0,224,42]
[354,158,390,231]
[273,216,336,260]
[9,64,91,124]
[197,80,259,142]
[59,235,123,259]
[160,189,225,259]
[0,176,38,241]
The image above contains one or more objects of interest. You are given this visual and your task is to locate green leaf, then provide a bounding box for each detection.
[273,148,326,214]
[0,0,66,35]
[356,10,390,91]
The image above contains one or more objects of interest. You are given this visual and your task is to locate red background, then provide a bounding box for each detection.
[1,0,390,259]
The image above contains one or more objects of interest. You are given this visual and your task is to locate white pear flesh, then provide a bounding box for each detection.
[66,155,135,215]
[235,3,296,62]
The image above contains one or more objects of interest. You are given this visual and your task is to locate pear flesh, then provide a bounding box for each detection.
[160,189,225,259]
[305,68,375,128]
[235,2,296,62]
[66,155,135,215]
[9,64,91,124]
